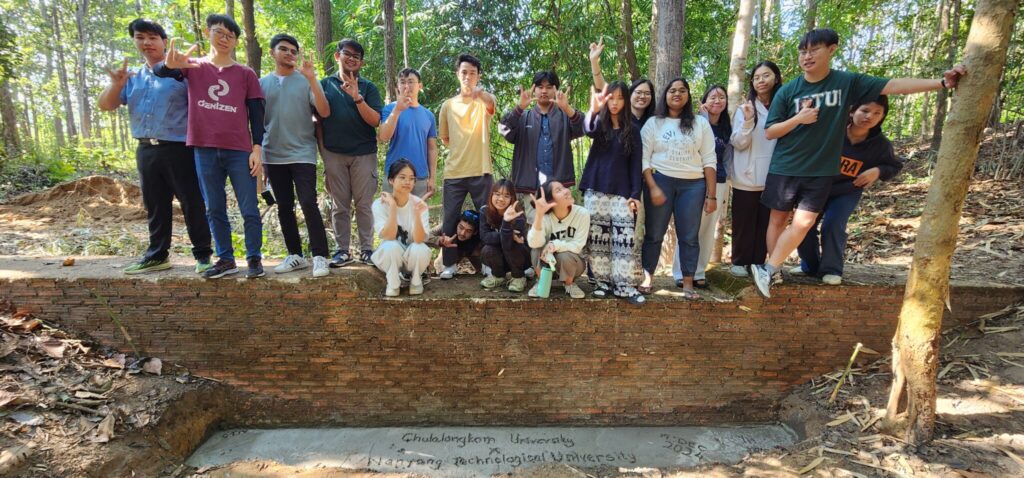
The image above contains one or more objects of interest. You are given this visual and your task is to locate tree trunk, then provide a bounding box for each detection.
[0,79,20,159]
[401,0,409,68]
[311,0,333,74]
[620,0,640,81]
[648,0,658,81]
[51,4,77,141]
[75,0,92,140]
[727,0,755,117]
[652,0,686,95]
[189,0,206,54]
[931,0,962,150]
[225,0,234,17]
[884,0,1019,445]
[805,0,817,31]
[382,0,398,102]
[241,0,261,75]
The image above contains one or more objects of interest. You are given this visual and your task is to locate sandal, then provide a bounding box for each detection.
[680,289,700,300]
[637,285,653,295]
[675,279,686,288]
[694,279,709,290]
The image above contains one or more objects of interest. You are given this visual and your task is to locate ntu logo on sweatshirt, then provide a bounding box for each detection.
[197,79,238,113]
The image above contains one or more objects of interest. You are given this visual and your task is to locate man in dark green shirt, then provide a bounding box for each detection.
[750,28,965,298]
[318,39,385,267]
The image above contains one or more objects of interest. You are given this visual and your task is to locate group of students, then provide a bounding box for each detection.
[102,13,965,302]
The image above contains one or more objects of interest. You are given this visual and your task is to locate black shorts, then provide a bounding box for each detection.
[760,174,832,213]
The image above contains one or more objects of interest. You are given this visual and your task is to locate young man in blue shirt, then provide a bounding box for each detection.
[97,18,212,275]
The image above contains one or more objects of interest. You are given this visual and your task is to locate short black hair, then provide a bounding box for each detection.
[128,18,167,40]
[532,71,560,89]
[399,68,421,81]
[460,210,480,229]
[206,14,242,38]
[387,158,416,180]
[799,28,839,50]
[336,38,365,57]
[456,53,481,73]
[270,33,299,51]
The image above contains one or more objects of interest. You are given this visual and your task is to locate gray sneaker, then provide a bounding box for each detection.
[564,283,585,299]
[312,256,329,277]
[246,258,266,279]
[203,259,238,279]
[751,264,772,298]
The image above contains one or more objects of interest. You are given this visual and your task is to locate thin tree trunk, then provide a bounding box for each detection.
[931,0,962,149]
[28,86,39,146]
[401,0,409,68]
[805,0,817,31]
[189,0,206,54]
[648,0,658,81]
[884,0,1019,445]
[383,0,398,102]
[620,0,640,81]
[241,0,260,75]
[75,0,92,140]
[225,0,234,17]
[52,4,77,141]
[727,0,755,117]
[0,79,20,158]
[312,0,332,73]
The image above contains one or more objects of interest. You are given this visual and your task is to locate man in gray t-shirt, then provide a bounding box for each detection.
[260,33,332,277]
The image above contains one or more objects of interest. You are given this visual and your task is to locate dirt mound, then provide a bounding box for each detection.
[2,175,146,222]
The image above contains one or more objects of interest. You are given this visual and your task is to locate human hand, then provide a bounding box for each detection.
[740,100,755,121]
[555,86,573,113]
[394,93,413,113]
[248,146,261,177]
[543,242,557,258]
[943,64,966,89]
[853,167,881,188]
[704,197,717,214]
[649,186,666,206]
[299,51,317,81]
[503,201,524,222]
[590,85,609,113]
[165,38,199,69]
[530,188,555,216]
[794,105,819,125]
[588,39,604,63]
[627,198,640,214]
[439,234,457,248]
[340,70,360,99]
[518,85,533,110]
[413,196,429,215]
[422,178,435,201]
[512,231,524,244]
[105,58,134,85]
[380,191,396,209]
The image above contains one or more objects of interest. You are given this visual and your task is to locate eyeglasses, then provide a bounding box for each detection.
[798,46,825,57]
[340,50,363,61]
[633,90,652,97]
[210,28,236,41]
[398,79,419,86]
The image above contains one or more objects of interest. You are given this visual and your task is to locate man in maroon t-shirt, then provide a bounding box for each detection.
[156,14,266,279]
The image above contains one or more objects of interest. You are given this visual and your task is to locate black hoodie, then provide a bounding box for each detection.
[831,129,903,198]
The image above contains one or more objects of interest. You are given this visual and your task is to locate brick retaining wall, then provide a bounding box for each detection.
[1,261,1021,426]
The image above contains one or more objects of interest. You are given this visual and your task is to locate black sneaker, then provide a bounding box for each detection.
[359,250,373,264]
[331,250,354,268]
[202,259,238,279]
[246,258,266,278]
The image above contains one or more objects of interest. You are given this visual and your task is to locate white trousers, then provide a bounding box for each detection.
[372,241,432,288]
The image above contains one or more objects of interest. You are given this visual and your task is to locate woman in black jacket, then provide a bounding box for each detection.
[795,95,904,285]
[479,179,530,292]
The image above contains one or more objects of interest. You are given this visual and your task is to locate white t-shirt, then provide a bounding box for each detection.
[641,116,717,180]
[372,196,431,247]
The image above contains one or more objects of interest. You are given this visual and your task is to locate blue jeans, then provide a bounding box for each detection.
[797,190,863,277]
[194,147,262,261]
[641,172,706,277]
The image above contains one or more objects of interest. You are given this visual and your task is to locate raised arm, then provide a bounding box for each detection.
[97,59,131,112]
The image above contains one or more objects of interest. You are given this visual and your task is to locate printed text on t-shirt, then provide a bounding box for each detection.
[791,89,843,111]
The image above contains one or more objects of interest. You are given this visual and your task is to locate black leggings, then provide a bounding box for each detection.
[265,163,329,257]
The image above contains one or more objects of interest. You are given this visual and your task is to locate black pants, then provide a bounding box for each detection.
[137,141,212,262]
[441,175,492,266]
[731,188,771,266]
[265,163,329,257]
[480,233,530,279]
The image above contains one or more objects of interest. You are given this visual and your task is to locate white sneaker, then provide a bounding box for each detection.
[439,265,457,280]
[788,266,807,276]
[564,283,585,299]
[729,265,749,277]
[274,254,309,273]
[410,274,424,295]
[822,274,842,285]
[385,286,400,297]
[312,256,329,277]
[751,264,772,298]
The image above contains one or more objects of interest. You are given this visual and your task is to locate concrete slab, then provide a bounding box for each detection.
[187,425,798,477]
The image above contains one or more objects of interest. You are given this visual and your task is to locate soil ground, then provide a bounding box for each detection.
[1,128,1023,476]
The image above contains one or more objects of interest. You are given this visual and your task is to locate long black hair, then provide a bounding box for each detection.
[746,61,783,123]
[596,81,635,154]
[701,84,732,140]
[656,77,695,133]
[629,78,656,123]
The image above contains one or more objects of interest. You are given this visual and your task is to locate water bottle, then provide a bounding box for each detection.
[536,253,556,298]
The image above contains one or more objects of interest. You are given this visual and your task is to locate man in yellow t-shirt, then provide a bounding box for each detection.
[436,53,497,279]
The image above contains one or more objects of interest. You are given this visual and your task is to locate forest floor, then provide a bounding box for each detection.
[1,127,1023,476]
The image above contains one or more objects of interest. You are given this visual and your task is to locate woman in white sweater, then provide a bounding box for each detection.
[525,181,591,299]
[728,61,782,277]
[638,77,717,299]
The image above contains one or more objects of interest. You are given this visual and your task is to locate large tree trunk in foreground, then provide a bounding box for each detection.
[884,0,1018,445]
[241,0,261,76]
[312,0,333,74]
[382,0,398,102]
